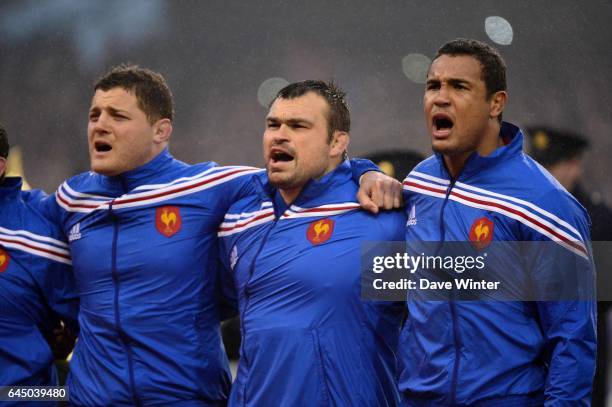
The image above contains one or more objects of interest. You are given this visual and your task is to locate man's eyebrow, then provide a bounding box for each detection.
[266,117,312,125]
[89,105,129,114]
[106,106,130,115]
[447,78,471,86]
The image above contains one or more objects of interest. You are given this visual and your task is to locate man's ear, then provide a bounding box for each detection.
[153,119,173,144]
[0,157,6,178]
[330,131,350,159]
[489,91,507,120]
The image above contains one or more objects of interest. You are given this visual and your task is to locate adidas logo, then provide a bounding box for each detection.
[407,204,417,226]
[230,245,239,270]
[68,223,82,242]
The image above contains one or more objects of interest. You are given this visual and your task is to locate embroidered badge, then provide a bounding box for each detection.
[0,247,9,273]
[469,216,494,250]
[156,206,182,237]
[307,218,334,245]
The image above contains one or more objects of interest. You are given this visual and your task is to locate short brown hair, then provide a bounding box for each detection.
[274,80,350,141]
[94,64,174,123]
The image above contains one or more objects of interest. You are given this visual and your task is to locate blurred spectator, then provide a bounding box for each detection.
[526,126,612,406]
[364,149,425,182]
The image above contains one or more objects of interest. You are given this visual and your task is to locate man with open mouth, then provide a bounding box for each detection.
[29,65,401,405]
[218,80,406,406]
[399,38,596,405]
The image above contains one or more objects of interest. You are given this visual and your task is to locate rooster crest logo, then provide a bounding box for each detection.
[307,218,334,245]
[156,206,182,237]
[0,248,9,273]
[469,216,494,249]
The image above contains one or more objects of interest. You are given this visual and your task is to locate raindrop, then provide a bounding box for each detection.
[401,53,431,84]
[485,16,513,45]
[257,77,289,108]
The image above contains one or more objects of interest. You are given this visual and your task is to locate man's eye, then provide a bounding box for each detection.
[89,114,99,121]
[267,123,279,129]
[426,83,439,90]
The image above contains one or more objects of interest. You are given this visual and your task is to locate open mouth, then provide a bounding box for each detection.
[94,141,112,153]
[433,114,454,132]
[270,149,294,163]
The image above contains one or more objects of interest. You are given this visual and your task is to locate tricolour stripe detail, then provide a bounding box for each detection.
[56,185,108,213]
[0,233,71,265]
[410,171,451,186]
[131,166,260,192]
[218,208,275,237]
[56,166,262,213]
[454,180,583,241]
[0,226,68,249]
[404,178,589,259]
[407,171,583,241]
[112,167,261,210]
[282,202,360,219]
[223,202,273,220]
[61,181,111,201]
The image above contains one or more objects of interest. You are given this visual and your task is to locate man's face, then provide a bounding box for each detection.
[88,87,159,176]
[263,92,338,193]
[424,54,494,157]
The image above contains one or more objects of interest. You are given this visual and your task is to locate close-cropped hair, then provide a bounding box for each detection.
[274,80,350,139]
[436,38,507,99]
[94,64,174,123]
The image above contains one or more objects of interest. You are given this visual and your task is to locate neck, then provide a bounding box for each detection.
[444,121,503,179]
[278,158,343,204]
[279,186,302,205]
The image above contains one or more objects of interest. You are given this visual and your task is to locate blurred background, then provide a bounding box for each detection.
[1,0,611,201]
[2,0,611,404]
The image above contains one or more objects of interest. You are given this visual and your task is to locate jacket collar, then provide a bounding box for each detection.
[435,121,524,180]
[0,177,23,202]
[254,160,353,207]
[102,148,176,192]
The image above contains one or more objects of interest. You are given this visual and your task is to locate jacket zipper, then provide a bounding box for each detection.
[440,179,463,405]
[110,203,140,406]
[239,216,279,407]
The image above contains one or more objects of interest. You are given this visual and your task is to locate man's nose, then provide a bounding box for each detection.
[433,86,451,106]
[273,124,291,142]
[91,113,110,134]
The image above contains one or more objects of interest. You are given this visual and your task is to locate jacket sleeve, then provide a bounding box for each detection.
[24,189,64,228]
[526,192,596,406]
[204,166,261,217]
[349,158,381,182]
[36,225,79,333]
[216,249,238,321]
[41,256,80,333]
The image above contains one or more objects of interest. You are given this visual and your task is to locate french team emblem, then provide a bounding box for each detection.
[469,216,494,250]
[156,206,182,237]
[307,218,334,245]
[0,247,9,273]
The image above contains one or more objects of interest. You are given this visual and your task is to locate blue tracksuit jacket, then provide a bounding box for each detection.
[218,161,406,406]
[37,150,264,406]
[0,177,78,389]
[399,122,596,406]
[34,149,377,406]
